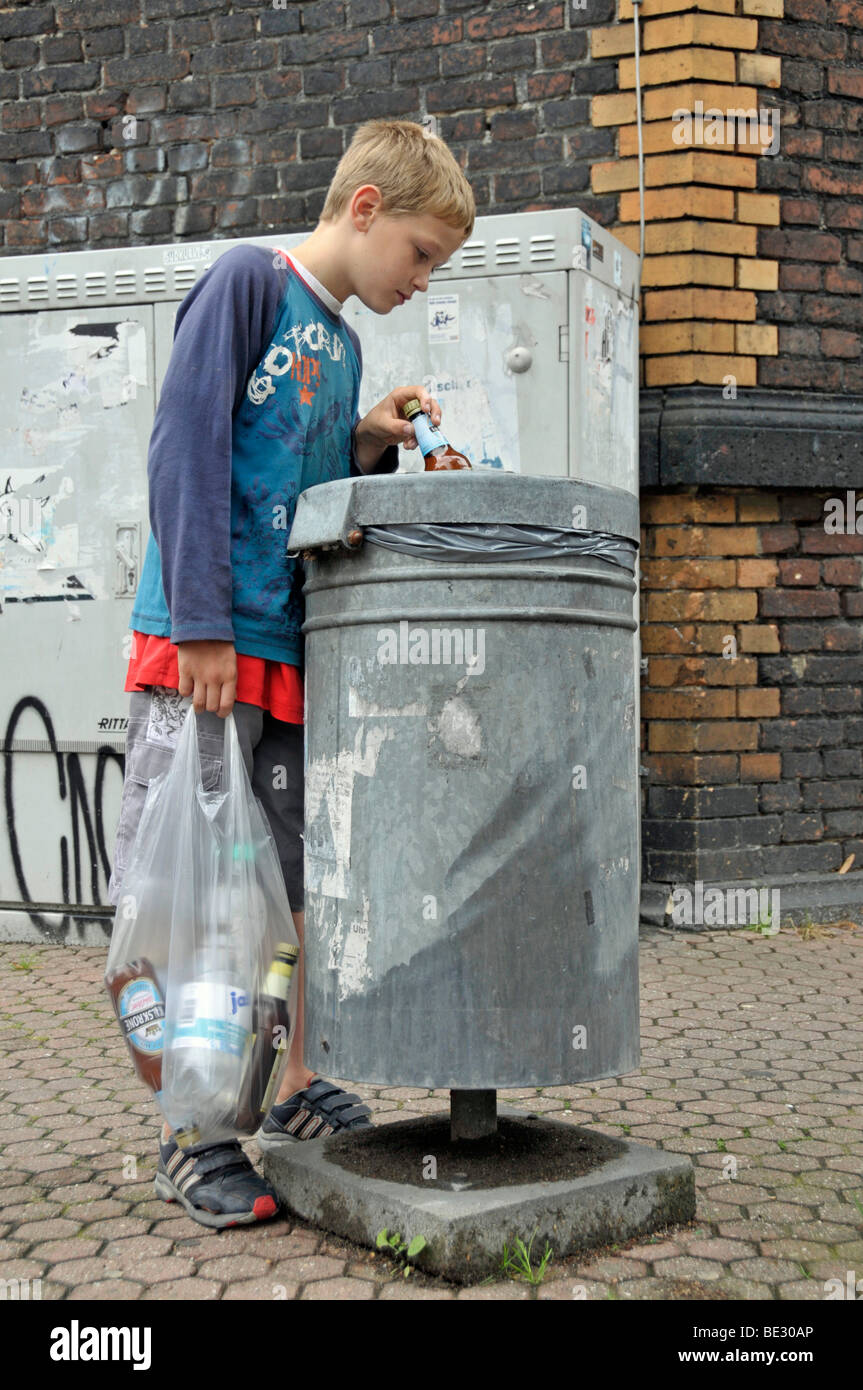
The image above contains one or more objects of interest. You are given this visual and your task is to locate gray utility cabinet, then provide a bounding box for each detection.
[0,208,640,942]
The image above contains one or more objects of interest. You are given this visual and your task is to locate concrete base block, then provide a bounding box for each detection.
[262,1103,696,1285]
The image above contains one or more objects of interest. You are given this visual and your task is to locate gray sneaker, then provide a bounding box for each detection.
[154,1133,280,1228]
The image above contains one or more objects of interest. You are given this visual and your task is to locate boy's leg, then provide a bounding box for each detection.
[250,711,373,1142]
[278,907,314,1100]
[244,714,315,1098]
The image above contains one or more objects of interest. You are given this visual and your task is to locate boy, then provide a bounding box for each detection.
[107,119,475,1227]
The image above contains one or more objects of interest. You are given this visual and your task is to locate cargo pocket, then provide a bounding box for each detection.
[108,735,222,903]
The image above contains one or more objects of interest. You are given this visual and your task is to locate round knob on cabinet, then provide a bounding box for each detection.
[506,346,533,373]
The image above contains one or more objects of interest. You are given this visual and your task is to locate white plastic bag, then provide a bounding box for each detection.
[105,707,300,1147]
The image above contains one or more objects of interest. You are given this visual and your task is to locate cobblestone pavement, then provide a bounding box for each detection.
[1,922,861,1301]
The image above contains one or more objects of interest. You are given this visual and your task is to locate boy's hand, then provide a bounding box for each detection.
[355,386,442,469]
[177,640,237,718]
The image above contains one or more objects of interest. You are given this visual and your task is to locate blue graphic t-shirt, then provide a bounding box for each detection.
[130,245,399,663]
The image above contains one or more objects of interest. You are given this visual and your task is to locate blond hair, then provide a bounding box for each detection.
[320,119,475,240]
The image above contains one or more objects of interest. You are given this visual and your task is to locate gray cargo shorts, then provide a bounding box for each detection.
[107,686,304,913]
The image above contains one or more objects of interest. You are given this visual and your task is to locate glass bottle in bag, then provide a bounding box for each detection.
[402,398,472,470]
[105,958,166,1098]
[235,943,300,1132]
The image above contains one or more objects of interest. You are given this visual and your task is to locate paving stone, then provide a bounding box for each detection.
[536,1278,612,1300]
[61,1200,131,1222]
[799,1260,859,1283]
[684,1238,759,1261]
[619,1240,682,1261]
[648,1257,724,1281]
[576,1257,650,1281]
[45,1257,116,1286]
[269,1255,346,1283]
[0,1192,52,1213]
[66,1280,143,1299]
[455,1281,533,1299]
[777,1280,833,1300]
[301,1277,378,1299]
[832,1240,863,1262]
[195,1254,271,1282]
[139,1279,223,1299]
[80,1217,153,1241]
[102,1235,174,1262]
[377,1282,458,1299]
[27,1238,103,1263]
[727,1256,806,1283]
[222,1278,302,1299]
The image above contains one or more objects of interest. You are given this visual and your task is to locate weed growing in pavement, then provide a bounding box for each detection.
[498,1229,553,1285]
[375,1228,428,1279]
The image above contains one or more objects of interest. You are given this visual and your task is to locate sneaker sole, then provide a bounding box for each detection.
[255,1119,372,1153]
[153,1171,279,1229]
[255,1126,308,1154]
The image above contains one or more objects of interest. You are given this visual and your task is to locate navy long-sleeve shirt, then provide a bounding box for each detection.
[129,244,399,663]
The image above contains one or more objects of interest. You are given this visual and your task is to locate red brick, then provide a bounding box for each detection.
[649,723,696,752]
[822,328,861,357]
[738,558,778,587]
[704,656,759,686]
[640,623,698,654]
[639,494,735,524]
[738,688,781,718]
[761,590,840,617]
[644,754,738,785]
[801,529,863,554]
[822,557,862,585]
[777,558,821,585]
[740,753,781,782]
[758,525,800,554]
[641,557,736,588]
[647,656,706,687]
[694,722,759,752]
[641,689,736,719]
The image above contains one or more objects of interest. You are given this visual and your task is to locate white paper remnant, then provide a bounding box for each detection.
[428,293,459,343]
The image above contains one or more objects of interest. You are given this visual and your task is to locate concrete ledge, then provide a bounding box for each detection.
[262,1103,695,1285]
[641,869,863,932]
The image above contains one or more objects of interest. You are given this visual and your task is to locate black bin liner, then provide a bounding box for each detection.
[360,521,638,574]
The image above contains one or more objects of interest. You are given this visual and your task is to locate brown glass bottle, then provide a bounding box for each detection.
[235,943,300,1132]
[105,958,166,1098]
[402,398,471,471]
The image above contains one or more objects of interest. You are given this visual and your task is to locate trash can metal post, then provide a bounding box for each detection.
[450,1089,497,1142]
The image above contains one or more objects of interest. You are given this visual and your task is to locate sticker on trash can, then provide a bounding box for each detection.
[428,294,459,343]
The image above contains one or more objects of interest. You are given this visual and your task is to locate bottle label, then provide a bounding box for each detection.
[168,981,251,1059]
[411,410,450,456]
[118,977,165,1056]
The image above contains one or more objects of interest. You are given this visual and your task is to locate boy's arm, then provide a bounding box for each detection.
[147,245,288,645]
[344,325,400,478]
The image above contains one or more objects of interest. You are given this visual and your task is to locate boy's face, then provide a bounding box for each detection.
[348,188,467,314]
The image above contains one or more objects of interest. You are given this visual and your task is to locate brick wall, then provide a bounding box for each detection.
[0,0,622,252]
[640,488,863,884]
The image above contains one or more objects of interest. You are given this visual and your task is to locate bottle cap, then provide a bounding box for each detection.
[402,398,422,419]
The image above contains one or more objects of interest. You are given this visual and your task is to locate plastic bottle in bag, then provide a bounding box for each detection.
[164,910,253,1148]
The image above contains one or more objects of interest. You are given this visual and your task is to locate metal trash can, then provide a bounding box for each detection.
[288,473,640,1090]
